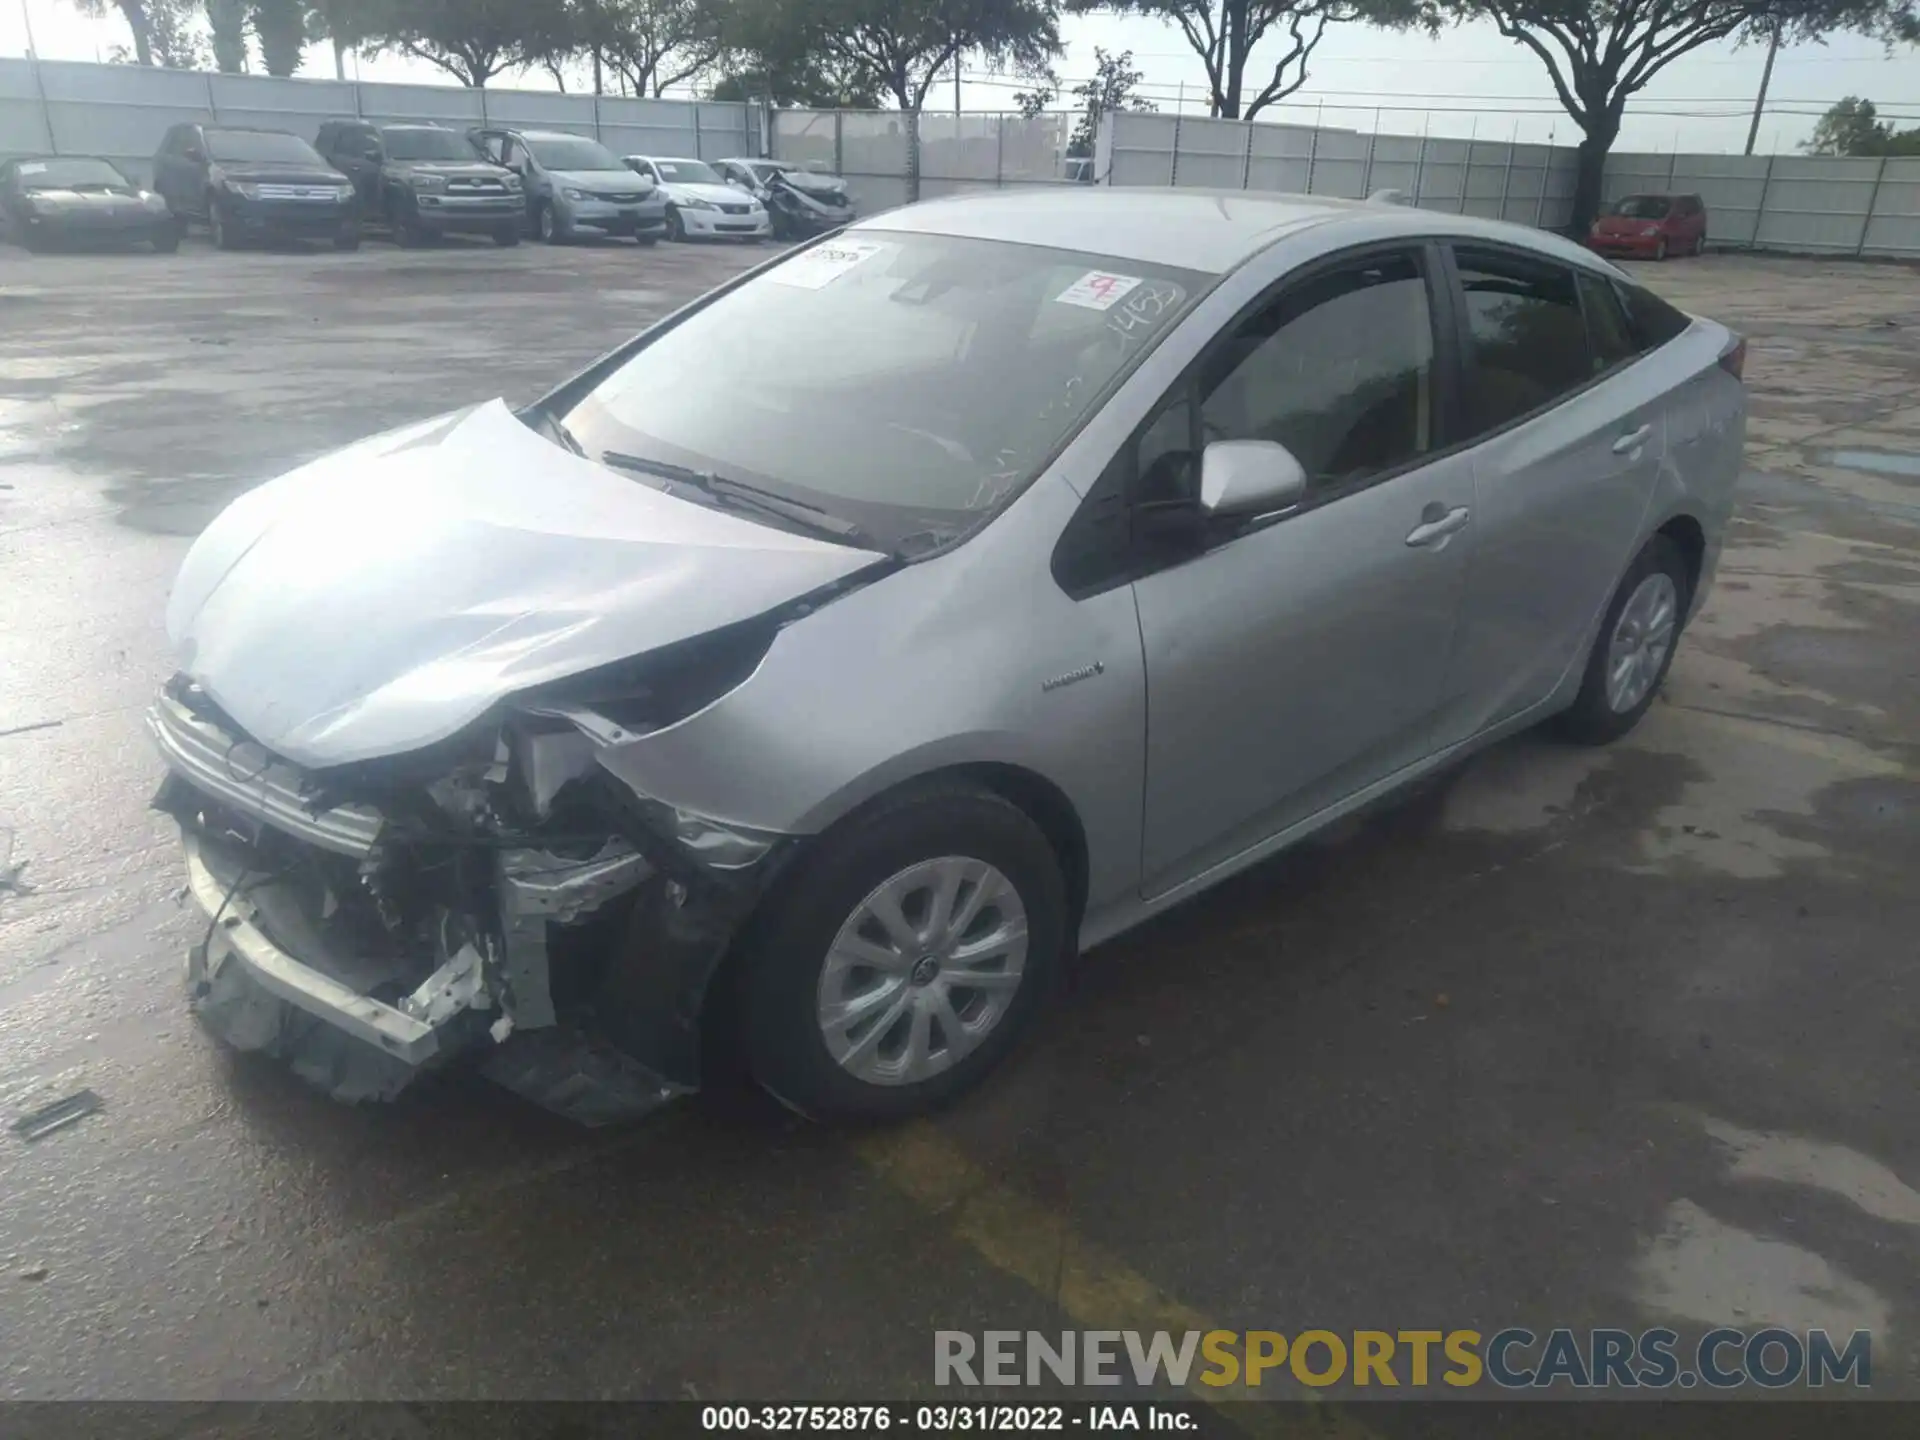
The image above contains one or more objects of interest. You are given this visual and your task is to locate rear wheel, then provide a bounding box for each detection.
[737,782,1066,1121]
[1554,534,1688,746]
[1653,236,1668,261]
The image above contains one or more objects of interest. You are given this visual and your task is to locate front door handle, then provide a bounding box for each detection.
[1612,423,1653,454]
[1406,504,1471,548]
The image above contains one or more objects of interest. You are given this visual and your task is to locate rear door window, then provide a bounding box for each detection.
[1577,272,1638,374]
[1614,281,1692,353]
[1452,247,1592,436]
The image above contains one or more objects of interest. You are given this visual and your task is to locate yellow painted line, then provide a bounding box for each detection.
[855,1122,1383,1440]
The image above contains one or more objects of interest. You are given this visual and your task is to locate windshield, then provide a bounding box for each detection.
[207,130,324,165]
[527,136,622,171]
[748,162,785,183]
[12,158,130,190]
[653,159,721,185]
[563,232,1205,553]
[382,128,472,161]
[1611,195,1671,219]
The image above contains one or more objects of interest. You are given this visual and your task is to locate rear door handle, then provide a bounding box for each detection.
[1612,424,1653,454]
[1406,505,1471,548]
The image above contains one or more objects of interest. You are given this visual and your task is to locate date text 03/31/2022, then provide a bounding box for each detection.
[702,1406,1193,1432]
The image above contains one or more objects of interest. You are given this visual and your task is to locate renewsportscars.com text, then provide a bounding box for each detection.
[934,1327,1871,1391]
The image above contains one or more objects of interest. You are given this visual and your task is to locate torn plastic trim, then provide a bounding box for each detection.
[149,689,383,859]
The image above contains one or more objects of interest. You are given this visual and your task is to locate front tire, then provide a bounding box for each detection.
[535,202,561,243]
[665,206,686,242]
[1554,534,1688,746]
[209,198,239,251]
[737,782,1066,1122]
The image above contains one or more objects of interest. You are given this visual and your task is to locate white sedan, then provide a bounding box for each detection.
[621,155,769,242]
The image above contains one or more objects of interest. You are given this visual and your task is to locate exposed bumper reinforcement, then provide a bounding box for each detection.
[182,830,447,1066]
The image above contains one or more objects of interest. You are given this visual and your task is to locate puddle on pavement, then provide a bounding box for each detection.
[1702,1117,1920,1227]
[1634,1199,1890,1335]
[1824,449,1920,481]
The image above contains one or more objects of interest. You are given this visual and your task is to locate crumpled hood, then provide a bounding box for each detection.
[168,399,886,769]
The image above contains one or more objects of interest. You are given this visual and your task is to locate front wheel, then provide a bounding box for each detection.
[737,782,1066,1121]
[664,207,686,242]
[1554,534,1688,746]
[535,203,561,243]
[209,200,239,251]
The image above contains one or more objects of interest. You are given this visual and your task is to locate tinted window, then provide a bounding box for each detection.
[1611,195,1672,219]
[12,157,131,190]
[1198,251,1435,489]
[1616,281,1692,352]
[205,129,323,164]
[1455,249,1590,433]
[381,128,470,161]
[1578,272,1637,372]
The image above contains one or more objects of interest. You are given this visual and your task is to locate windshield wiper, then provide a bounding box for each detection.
[600,450,873,548]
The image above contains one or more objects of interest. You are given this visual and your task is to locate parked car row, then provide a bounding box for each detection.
[2,121,858,254]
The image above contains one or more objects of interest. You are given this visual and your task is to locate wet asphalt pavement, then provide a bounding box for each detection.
[1,233,1918,1414]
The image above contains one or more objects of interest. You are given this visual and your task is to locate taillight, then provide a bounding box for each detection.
[1719,335,1747,380]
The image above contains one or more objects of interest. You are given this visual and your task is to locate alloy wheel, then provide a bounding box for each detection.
[814,856,1029,1087]
[1605,572,1678,713]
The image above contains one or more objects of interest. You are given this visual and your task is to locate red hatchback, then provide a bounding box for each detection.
[1589,193,1707,261]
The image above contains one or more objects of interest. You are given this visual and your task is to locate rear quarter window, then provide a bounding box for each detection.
[1614,280,1692,352]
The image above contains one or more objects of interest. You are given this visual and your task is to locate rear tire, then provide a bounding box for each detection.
[535,202,560,243]
[1653,237,1668,261]
[1553,534,1689,746]
[737,782,1066,1122]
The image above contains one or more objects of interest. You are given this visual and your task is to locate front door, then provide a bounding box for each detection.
[1429,247,1670,747]
[1132,246,1474,895]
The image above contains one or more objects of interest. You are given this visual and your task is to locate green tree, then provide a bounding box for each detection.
[207,0,248,69]
[73,0,158,64]
[252,0,307,72]
[1437,0,1920,233]
[1803,94,1920,154]
[357,0,573,85]
[1067,0,1432,120]
[592,0,729,96]
[1068,46,1154,155]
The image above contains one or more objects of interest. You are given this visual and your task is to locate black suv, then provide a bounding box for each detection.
[153,124,358,250]
[314,120,522,246]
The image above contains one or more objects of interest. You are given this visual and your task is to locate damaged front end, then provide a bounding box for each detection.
[147,629,795,1125]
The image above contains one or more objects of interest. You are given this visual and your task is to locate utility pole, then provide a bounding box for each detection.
[953,51,962,116]
[1745,21,1781,156]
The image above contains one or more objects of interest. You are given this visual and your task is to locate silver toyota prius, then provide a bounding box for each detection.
[149,189,1745,1124]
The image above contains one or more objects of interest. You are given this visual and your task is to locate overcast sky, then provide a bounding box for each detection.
[4,0,1917,154]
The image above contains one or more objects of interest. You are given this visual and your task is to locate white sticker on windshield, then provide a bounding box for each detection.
[766,238,889,290]
[1054,271,1143,311]
[17,162,47,175]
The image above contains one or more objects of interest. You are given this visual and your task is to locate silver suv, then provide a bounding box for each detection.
[470,128,666,245]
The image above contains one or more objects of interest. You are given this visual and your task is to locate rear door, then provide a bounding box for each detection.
[1429,246,1670,747]
[1132,244,1477,894]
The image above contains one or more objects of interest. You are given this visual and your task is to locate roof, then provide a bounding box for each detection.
[507,129,597,142]
[378,122,451,131]
[859,186,1615,278]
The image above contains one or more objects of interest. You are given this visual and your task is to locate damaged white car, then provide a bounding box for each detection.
[150,190,1740,1123]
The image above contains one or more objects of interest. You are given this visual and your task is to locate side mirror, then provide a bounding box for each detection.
[1198,440,1307,519]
